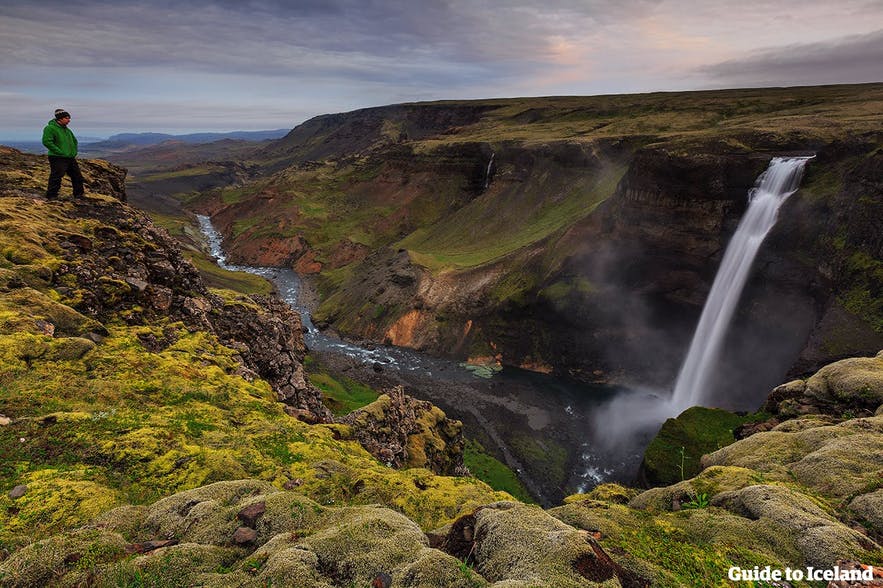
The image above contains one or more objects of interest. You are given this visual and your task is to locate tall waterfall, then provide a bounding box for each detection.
[670,156,813,412]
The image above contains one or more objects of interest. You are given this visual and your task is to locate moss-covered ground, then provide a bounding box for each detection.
[462,439,534,504]
[0,189,509,560]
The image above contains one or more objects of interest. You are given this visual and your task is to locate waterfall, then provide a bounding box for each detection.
[670,156,813,412]
[483,152,495,189]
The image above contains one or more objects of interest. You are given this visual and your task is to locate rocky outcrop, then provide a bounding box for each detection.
[340,386,467,475]
[0,147,330,422]
[207,294,332,422]
[763,350,883,419]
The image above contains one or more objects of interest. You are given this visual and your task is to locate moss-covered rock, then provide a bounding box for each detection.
[850,489,883,534]
[452,501,644,587]
[549,498,794,587]
[341,385,467,475]
[629,466,760,512]
[0,289,103,337]
[0,529,129,588]
[639,406,762,486]
[0,469,124,547]
[766,351,883,418]
[804,351,883,409]
[701,416,883,501]
[711,484,877,567]
[565,483,639,505]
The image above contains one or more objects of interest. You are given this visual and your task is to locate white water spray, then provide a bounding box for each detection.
[670,156,812,412]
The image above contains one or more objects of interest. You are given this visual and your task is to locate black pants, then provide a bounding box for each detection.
[47,156,85,198]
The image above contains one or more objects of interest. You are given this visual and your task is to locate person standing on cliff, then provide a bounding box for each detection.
[42,108,84,200]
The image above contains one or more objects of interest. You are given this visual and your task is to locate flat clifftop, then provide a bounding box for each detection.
[262,83,883,160]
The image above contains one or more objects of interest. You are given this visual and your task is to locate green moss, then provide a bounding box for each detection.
[836,252,883,332]
[551,501,802,588]
[0,317,505,548]
[463,439,534,503]
[564,483,639,505]
[0,288,103,336]
[642,407,767,486]
[305,357,380,416]
[507,435,568,491]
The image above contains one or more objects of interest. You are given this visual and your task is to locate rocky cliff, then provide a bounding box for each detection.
[192,84,882,408]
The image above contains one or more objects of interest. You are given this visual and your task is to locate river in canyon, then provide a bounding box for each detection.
[197,215,652,506]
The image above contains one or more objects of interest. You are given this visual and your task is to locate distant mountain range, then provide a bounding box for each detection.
[88,129,290,149]
[3,129,290,154]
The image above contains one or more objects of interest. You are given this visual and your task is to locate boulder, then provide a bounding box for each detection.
[711,484,878,567]
[702,416,883,500]
[850,490,883,534]
[442,501,648,587]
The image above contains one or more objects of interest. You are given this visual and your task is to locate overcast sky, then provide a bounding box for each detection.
[1,0,881,139]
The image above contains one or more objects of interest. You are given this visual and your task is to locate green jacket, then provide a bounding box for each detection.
[42,119,78,158]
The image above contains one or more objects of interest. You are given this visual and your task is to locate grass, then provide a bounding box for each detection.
[463,439,534,503]
[185,252,274,295]
[304,356,380,416]
[399,162,625,271]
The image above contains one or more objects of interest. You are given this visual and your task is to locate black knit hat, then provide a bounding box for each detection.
[54,109,71,120]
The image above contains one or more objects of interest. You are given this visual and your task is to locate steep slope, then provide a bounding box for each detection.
[194,84,883,407]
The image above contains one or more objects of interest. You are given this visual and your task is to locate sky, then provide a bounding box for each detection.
[1,0,881,140]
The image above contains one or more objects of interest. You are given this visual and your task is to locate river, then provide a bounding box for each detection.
[197,215,651,506]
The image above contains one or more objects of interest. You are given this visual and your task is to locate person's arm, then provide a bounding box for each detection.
[42,125,57,152]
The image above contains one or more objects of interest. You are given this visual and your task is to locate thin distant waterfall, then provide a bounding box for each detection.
[670,156,813,411]
[484,152,495,189]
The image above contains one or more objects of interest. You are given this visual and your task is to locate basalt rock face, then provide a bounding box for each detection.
[206,294,332,423]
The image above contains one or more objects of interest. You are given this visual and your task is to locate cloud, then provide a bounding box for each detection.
[1,0,882,136]
[701,29,883,87]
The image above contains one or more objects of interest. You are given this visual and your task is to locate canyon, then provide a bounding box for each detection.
[179,84,883,411]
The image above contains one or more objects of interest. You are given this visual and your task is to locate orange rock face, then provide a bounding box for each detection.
[385,309,431,347]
